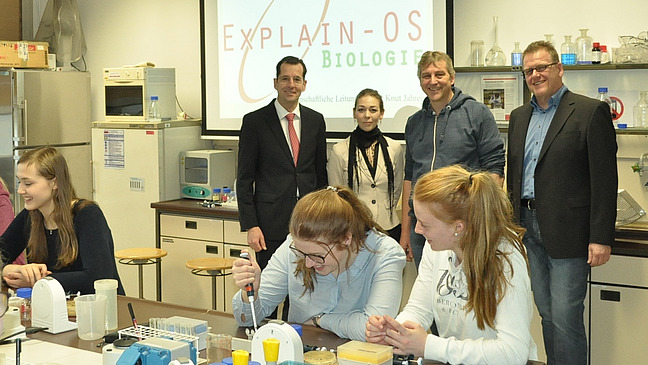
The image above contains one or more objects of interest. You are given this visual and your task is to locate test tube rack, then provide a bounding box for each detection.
[118,325,199,350]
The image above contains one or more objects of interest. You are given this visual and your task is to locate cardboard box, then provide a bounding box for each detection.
[0,40,49,68]
[0,0,21,41]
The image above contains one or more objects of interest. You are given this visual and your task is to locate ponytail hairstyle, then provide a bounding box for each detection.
[413,165,527,330]
[18,146,90,267]
[290,186,384,294]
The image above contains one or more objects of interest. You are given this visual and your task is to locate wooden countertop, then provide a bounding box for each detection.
[614,221,648,257]
[151,198,239,219]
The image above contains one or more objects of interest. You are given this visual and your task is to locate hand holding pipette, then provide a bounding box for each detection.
[232,250,260,331]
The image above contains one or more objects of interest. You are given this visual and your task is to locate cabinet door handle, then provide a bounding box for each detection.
[185,220,197,229]
[229,248,243,257]
[600,290,621,302]
[162,237,174,243]
[206,245,220,255]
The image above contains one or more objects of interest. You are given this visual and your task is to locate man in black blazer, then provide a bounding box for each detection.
[237,56,328,271]
[507,41,617,365]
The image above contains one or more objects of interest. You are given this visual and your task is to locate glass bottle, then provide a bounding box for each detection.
[222,187,231,203]
[633,91,648,128]
[511,42,523,66]
[212,187,221,202]
[561,35,577,65]
[544,33,555,46]
[576,28,593,64]
[16,287,32,321]
[600,45,610,64]
[592,42,601,64]
[598,87,616,125]
[485,16,506,66]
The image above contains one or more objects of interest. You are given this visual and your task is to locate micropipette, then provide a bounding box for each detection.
[240,251,258,331]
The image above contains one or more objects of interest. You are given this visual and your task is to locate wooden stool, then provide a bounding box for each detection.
[186,257,236,310]
[115,248,167,299]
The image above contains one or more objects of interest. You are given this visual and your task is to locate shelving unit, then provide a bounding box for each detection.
[455,63,648,133]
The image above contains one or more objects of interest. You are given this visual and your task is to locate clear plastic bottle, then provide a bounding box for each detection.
[633,91,648,128]
[94,279,118,331]
[561,35,577,65]
[511,42,522,66]
[148,95,161,121]
[16,287,32,321]
[598,87,616,124]
[592,42,602,64]
[576,29,593,64]
[229,181,237,204]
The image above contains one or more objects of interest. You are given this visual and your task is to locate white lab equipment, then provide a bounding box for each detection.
[251,320,303,365]
[31,277,77,334]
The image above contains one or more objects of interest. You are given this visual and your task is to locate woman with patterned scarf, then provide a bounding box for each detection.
[328,89,404,241]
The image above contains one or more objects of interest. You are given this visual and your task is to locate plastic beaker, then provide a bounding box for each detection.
[74,294,106,340]
[207,333,232,363]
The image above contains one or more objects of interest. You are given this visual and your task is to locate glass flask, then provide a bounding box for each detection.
[576,28,593,64]
[633,91,648,128]
[561,35,577,65]
[485,16,506,66]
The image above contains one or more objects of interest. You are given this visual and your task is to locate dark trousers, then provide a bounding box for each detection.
[257,238,289,321]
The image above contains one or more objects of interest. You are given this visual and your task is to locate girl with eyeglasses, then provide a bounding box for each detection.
[231,185,406,341]
[0,147,124,295]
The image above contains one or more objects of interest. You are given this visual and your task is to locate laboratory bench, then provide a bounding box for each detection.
[22,295,346,359]
[23,295,544,365]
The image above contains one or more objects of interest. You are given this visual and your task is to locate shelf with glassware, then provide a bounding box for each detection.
[455,64,648,134]
[456,63,648,73]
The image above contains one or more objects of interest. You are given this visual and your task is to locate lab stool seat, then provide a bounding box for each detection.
[186,257,236,310]
[115,247,167,299]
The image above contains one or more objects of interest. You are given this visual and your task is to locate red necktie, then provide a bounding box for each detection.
[286,113,299,166]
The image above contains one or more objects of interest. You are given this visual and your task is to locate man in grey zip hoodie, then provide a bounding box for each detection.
[400,51,505,268]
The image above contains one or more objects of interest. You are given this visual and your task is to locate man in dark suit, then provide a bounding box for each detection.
[237,56,328,271]
[507,41,617,365]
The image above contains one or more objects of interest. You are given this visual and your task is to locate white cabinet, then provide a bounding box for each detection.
[224,220,250,313]
[158,212,248,314]
[160,213,226,311]
[589,255,648,364]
